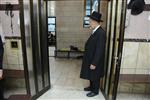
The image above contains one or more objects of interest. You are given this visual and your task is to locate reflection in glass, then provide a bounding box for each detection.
[22,0,37,96]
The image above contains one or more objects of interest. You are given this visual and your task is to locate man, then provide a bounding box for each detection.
[80,11,106,97]
[0,21,5,100]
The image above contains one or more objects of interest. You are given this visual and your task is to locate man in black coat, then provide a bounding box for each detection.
[80,11,106,97]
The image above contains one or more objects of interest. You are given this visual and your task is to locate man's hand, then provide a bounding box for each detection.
[90,64,96,70]
[0,69,3,80]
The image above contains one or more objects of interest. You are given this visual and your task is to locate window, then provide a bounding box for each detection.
[83,0,100,27]
[48,17,56,32]
[48,17,56,46]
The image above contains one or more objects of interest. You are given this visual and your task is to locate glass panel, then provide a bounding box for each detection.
[86,0,91,7]
[48,25,55,32]
[86,10,90,15]
[86,6,90,10]
[86,0,91,16]
[48,18,55,24]
[33,0,43,91]
[41,0,50,88]
[23,0,36,96]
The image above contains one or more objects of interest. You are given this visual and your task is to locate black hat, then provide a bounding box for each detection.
[88,11,103,22]
[128,0,145,15]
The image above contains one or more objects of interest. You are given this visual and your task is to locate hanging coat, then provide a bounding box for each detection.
[80,27,106,81]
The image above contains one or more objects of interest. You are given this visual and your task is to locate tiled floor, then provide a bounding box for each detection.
[37,57,105,100]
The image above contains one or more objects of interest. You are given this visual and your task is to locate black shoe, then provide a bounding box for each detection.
[86,92,98,97]
[84,87,91,91]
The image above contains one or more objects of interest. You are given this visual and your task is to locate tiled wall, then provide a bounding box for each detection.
[3,39,24,70]
[48,1,91,50]
[120,42,150,75]
[119,0,150,93]
[0,11,21,37]
[0,0,18,4]
[0,1,25,89]
[0,4,23,70]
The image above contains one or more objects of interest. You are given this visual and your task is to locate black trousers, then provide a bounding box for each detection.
[0,80,4,100]
[90,79,100,94]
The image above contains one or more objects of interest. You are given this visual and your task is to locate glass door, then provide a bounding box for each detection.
[101,0,127,100]
[19,0,50,99]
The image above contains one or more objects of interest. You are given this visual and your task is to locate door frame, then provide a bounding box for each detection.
[101,0,127,100]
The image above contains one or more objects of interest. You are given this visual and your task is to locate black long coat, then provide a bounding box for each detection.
[80,27,106,81]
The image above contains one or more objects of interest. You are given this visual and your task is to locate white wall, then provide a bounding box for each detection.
[121,0,150,75]
[0,0,23,70]
[0,11,21,37]
[0,0,18,4]
[125,0,150,39]
[48,1,91,50]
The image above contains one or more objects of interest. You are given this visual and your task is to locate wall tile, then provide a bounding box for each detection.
[135,69,149,74]
[19,64,24,70]
[1,0,18,4]
[118,83,133,93]
[7,64,20,70]
[7,54,19,65]
[137,43,149,69]
[18,53,23,65]
[122,42,139,68]
[3,39,23,70]
[3,53,8,65]
[122,68,136,74]
[145,84,150,94]
[3,64,8,69]
[132,84,146,93]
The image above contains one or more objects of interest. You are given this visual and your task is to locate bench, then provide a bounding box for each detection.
[55,49,84,58]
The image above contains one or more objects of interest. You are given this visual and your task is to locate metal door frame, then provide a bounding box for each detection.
[101,0,127,100]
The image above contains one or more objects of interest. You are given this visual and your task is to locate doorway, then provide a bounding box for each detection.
[45,0,105,99]
[45,0,127,100]
[19,0,127,100]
